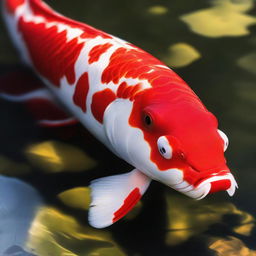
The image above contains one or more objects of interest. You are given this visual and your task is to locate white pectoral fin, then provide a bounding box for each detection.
[89,169,151,229]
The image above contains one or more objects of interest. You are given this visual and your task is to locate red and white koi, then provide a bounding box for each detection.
[1,0,237,228]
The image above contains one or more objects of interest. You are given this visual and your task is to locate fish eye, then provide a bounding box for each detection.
[218,129,229,152]
[157,136,173,159]
[143,114,152,127]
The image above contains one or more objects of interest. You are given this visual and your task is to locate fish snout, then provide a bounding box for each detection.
[196,171,238,197]
[172,171,238,200]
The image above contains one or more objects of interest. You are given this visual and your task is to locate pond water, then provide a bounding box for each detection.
[0,0,256,255]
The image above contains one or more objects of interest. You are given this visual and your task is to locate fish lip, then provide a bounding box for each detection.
[196,171,235,189]
[196,171,238,197]
[172,171,238,199]
[194,170,230,188]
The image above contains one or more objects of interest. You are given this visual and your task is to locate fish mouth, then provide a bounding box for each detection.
[172,171,238,200]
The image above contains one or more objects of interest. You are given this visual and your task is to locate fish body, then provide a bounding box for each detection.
[2,0,237,228]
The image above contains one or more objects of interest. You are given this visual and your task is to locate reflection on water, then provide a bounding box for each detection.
[0,176,43,254]
[4,245,36,256]
[0,0,256,255]
[26,207,125,256]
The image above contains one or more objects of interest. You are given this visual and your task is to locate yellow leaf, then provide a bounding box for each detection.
[147,6,168,15]
[209,236,256,256]
[180,0,256,37]
[163,43,201,68]
[58,187,91,211]
[25,141,96,173]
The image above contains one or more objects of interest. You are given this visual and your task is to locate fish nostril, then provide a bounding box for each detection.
[180,152,185,159]
[188,164,201,173]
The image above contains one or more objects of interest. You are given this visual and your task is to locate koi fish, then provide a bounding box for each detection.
[1,0,237,228]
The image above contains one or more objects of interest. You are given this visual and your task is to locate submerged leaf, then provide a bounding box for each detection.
[233,223,255,236]
[180,0,256,37]
[147,6,168,15]
[165,193,255,246]
[124,201,142,220]
[237,53,256,75]
[25,141,96,173]
[0,155,31,176]
[58,187,91,211]
[163,43,201,68]
[209,236,256,256]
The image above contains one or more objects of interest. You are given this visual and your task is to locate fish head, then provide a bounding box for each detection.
[126,86,237,200]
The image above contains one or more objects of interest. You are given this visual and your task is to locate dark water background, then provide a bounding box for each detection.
[0,0,256,255]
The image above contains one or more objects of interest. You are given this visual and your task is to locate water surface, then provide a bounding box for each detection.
[0,0,256,255]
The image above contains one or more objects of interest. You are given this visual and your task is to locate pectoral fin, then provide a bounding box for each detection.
[0,69,77,127]
[89,169,151,228]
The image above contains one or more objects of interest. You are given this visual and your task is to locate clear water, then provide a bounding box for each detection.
[0,0,255,255]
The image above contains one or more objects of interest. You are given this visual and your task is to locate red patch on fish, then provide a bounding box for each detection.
[91,89,116,123]
[5,0,24,14]
[88,43,113,64]
[113,188,141,223]
[209,179,231,194]
[117,82,143,100]
[28,0,111,39]
[101,47,184,86]
[73,72,90,112]
[18,17,84,86]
